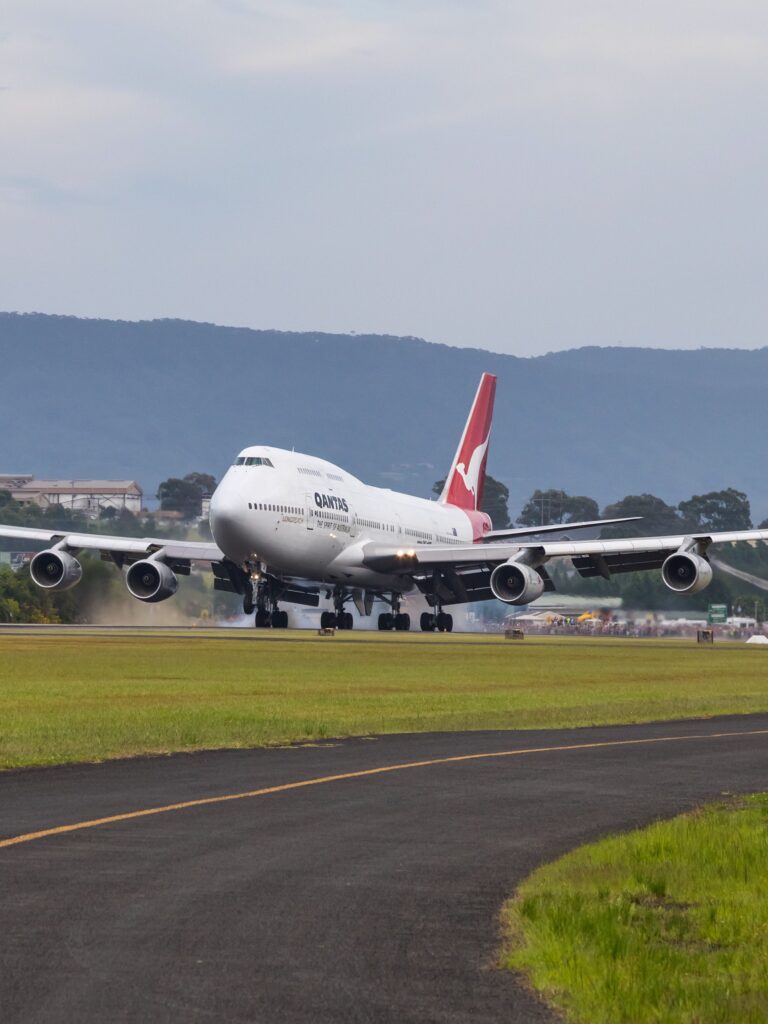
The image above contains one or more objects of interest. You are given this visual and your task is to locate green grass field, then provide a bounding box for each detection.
[502,794,768,1024]
[1,628,768,768]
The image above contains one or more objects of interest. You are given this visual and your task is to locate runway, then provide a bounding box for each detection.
[2,716,767,1023]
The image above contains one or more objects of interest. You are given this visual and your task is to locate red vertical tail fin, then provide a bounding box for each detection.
[439,373,496,511]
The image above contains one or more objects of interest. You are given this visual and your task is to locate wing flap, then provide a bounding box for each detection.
[572,551,668,578]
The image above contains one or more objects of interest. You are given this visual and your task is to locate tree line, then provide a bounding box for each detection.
[438,476,766,535]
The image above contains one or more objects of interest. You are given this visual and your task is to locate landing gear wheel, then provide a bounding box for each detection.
[378,612,394,631]
[271,609,288,629]
[330,587,355,631]
[420,612,435,632]
[255,608,270,628]
[436,612,453,633]
[243,596,255,616]
[394,613,410,632]
[320,610,336,629]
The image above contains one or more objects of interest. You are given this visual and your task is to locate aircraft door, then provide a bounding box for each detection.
[305,495,315,530]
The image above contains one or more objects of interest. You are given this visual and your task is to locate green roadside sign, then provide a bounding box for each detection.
[708,604,728,624]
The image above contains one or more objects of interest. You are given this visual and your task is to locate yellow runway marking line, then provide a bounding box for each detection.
[2,728,767,851]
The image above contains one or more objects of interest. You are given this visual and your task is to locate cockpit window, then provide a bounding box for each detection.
[234,457,274,467]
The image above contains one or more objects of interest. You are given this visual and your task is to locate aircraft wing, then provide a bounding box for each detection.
[0,524,330,608]
[362,529,768,605]
[0,524,223,563]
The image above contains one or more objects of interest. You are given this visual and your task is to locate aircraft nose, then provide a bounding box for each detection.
[209,479,250,560]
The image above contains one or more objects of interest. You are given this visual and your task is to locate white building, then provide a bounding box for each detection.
[0,475,143,515]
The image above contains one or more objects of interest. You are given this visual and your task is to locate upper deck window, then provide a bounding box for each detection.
[234,457,274,467]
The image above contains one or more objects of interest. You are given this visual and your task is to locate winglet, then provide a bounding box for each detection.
[439,373,496,511]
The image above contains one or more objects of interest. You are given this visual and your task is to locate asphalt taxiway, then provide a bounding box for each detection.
[2,715,768,1023]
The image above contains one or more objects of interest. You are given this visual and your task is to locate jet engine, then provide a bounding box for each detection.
[29,549,82,591]
[126,560,178,603]
[489,560,545,605]
[661,551,713,594]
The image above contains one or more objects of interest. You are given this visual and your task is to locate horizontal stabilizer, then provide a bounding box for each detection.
[482,517,642,543]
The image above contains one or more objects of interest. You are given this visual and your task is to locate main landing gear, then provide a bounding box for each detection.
[320,586,354,630]
[378,593,410,631]
[420,609,453,632]
[319,610,354,626]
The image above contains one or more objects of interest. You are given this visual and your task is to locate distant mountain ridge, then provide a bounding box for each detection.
[1,312,767,519]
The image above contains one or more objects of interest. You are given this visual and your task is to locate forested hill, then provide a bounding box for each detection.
[2,312,767,518]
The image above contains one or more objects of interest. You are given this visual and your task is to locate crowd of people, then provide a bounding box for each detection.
[504,613,766,640]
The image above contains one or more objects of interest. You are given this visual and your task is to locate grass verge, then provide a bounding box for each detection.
[502,793,768,1024]
[1,630,768,768]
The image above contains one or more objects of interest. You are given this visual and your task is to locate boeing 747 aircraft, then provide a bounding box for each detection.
[2,374,767,630]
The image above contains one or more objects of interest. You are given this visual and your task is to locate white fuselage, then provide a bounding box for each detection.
[209,445,474,590]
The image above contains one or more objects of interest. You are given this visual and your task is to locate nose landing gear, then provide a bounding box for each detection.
[250,577,289,629]
[242,578,255,616]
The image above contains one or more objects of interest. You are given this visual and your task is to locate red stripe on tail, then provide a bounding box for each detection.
[439,373,496,512]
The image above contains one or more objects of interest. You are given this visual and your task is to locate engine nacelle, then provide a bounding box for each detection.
[661,551,713,594]
[126,560,178,603]
[29,549,82,591]
[489,560,545,605]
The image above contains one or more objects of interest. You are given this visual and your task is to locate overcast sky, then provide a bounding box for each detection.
[1,1,767,356]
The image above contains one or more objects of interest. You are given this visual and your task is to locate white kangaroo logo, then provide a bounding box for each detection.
[455,433,490,504]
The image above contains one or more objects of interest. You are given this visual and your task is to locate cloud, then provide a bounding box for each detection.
[220,23,388,75]
[1,1,767,354]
